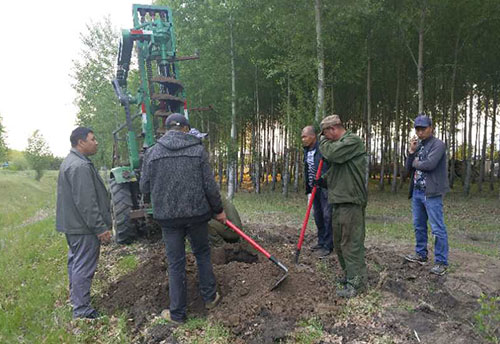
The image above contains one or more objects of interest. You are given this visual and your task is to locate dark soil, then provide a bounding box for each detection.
[96,223,500,343]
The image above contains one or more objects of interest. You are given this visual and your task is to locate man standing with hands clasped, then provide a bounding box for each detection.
[405,114,449,276]
[56,127,112,319]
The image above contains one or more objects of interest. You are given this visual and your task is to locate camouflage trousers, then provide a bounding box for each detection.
[332,203,367,290]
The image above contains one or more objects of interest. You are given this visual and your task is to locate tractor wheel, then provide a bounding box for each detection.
[109,178,138,244]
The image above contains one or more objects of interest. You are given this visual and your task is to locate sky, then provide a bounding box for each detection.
[0,0,148,157]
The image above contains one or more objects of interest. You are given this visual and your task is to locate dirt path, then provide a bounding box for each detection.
[96,224,500,343]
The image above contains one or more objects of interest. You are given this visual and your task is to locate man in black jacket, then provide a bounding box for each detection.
[301,125,333,258]
[405,114,450,276]
[140,113,226,324]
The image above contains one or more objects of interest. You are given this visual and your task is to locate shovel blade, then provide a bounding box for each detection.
[270,271,288,291]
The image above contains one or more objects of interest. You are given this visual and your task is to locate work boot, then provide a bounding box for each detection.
[160,309,185,325]
[205,292,222,310]
[404,253,428,265]
[314,248,331,259]
[310,244,323,251]
[430,263,447,276]
[76,310,102,320]
[336,283,357,298]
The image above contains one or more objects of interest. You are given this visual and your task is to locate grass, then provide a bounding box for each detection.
[232,181,500,258]
[0,171,498,342]
[288,317,323,344]
[172,317,232,344]
[0,171,130,343]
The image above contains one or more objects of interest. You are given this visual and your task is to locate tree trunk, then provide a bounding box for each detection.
[227,16,237,200]
[479,95,488,193]
[271,125,277,191]
[392,66,401,193]
[489,90,497,191]
[464,89,474,196]
[294,148,300,192]
[314,0,325,123]
[449,33,460,188]
[218,147,224,190]
[283,76,291,197]
[239,128,245,187]
[254,66,261,194]
[379,114,386,191]
[417,6,425,114]
[365,53,372,191]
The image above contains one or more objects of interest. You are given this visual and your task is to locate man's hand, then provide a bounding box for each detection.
[215,211,227,224]
[409,136,418,154]
[98,230,112,244]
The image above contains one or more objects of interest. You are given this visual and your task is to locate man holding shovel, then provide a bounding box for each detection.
[319,115,367,298]
[140,113,226,324]
[301,125,333,258]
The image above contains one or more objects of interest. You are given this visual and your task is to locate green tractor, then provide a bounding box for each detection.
[110,4,198,244]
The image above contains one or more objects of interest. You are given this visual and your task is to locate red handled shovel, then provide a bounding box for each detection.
[295,158,324,264]
[225,220,288,291]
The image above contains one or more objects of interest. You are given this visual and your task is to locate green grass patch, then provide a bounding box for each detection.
[116,254,139,274]
[288,317,323,344]
[0,170,57,228]
[340,290,382,320]
[173,317,232,344]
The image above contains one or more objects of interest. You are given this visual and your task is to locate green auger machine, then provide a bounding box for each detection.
[110,4,198,244]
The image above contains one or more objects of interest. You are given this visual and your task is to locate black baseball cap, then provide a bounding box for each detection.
[165,113,190,129]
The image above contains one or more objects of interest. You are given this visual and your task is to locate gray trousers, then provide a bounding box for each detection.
[65,234,100,318]
[161,221,216,322]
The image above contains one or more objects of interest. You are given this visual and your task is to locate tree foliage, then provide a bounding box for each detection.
[0,114,7,163]
[70,0,500,193]
[25,130,53,181]
[71,16,122,168]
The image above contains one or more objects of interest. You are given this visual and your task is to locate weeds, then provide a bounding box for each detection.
[288,317,323,344]
[474,293,500,343]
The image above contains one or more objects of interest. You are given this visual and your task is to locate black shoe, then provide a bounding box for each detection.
[83,310,101,319]
[405,253,428,265]
[310,244,324,251]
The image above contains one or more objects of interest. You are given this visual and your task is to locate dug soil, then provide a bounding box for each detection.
[97,223,500,343]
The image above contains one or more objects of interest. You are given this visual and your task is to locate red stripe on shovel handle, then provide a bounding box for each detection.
[226,220,271,259]
[296,158,324,251]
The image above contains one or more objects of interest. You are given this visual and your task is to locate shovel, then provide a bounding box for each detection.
[225,220,288,291]
[295,158,324,264]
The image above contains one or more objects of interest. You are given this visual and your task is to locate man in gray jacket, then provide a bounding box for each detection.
[56,127,112,319]
[140,113,226,324]
[405,114,449,275]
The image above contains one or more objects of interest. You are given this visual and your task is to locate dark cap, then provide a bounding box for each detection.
[414,114,432,128]
[165,113,190,129]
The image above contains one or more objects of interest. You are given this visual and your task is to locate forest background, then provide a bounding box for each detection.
[1,0,500,197]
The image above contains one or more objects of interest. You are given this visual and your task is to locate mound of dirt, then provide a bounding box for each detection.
[96,224,500,343]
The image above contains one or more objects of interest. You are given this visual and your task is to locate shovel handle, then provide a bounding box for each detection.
[296,159,324,252]
[225,220,271,259]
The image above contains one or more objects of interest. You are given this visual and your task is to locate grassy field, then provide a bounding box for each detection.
[0,170,498,343]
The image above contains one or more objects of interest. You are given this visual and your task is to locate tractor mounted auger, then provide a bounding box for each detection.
[109,4,198,244]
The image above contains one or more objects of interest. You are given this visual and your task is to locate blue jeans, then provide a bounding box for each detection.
[161,221,217,322]
[412,189,449,265]
[312,188,333,251]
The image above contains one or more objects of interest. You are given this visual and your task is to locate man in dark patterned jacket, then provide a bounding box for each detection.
[140,113,226,324]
